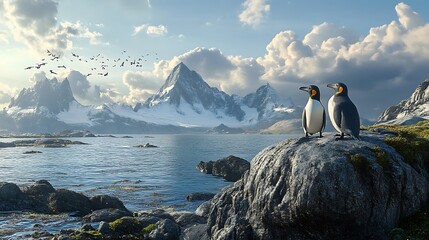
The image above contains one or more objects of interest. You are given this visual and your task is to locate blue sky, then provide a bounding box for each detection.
[1,0,429,119]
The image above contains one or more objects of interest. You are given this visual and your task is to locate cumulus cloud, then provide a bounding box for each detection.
[133,24,168,37]
[57,70,115,105]
[122,71,161,105]
[1,0,108,56]
[129,3,429,118]
[0,82,17,106]
[253,2,429,118]
[239,0,270,27]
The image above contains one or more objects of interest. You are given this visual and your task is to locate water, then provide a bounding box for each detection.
[0,134,298,238]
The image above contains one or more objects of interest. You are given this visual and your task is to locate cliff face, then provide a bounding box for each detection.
[206,131,429,239]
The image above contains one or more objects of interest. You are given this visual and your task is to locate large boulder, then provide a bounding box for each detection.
[48,189,92,216]
[197,155,250,182]
[90,194,128,211]
[207,131,429,239]
[23,180,55,197]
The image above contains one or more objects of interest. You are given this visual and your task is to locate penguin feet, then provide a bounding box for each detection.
[334,133,345,141]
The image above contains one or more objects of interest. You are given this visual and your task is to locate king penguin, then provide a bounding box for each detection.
[299,85,326,137]
[327,83,360,140]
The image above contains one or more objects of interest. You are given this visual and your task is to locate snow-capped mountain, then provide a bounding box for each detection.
[135,62,245,122]
[377,78,429,124]
[0,62,300,133]
[242,83,295,121]
[134,62,298,128]
[9,78,75,114]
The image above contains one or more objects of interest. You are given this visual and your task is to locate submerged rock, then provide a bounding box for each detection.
[207,131,429,239]
[135,143,159,148]
[186,192,215,202]
[23,150,43,154]
[197,155,250,182]
[48,189,92,216]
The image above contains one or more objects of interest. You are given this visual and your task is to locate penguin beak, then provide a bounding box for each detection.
[327,83,336,89]
[299,86,310,92]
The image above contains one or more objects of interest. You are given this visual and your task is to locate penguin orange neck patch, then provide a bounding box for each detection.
[311,89,317,97]
[338,86,343,94]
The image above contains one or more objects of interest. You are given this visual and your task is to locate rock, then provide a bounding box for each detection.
[83,208,133,223]
[108,216,144,235]
[98,221,112,235]
[186,192,215,202]
[23,180,55,197]
[195,201,212,218]
[197,161,213,174]
[135,143,158,148]
[174,212,206,227]
[23,150,43,154]
[149,219,180,240]
[81,223,95,231]
[90,194,128,211]
[197,155,250,182]
[207,132,429,240]
[0,182,23,200]
[48,189,92,216]
[183,224,209,240]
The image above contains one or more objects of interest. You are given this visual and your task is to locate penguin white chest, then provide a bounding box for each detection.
[303,99,324,134]
[328,96,342,133]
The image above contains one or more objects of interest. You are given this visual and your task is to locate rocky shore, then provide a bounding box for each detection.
[2,123,429,239]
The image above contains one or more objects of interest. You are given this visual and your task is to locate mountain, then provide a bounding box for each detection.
[206,123,245,134]
[9,78,75,114]
[134,62,299,128]
[1,78,186,133]
[135,62,245,122]
[377,78,429,124]
[0,63,300,133]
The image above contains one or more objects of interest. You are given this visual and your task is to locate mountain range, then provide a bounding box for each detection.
[377,78,429,125]
[0,62,299,133]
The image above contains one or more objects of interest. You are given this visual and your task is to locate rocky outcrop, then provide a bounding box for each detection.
[378,78,429,124]
[0,180,127,217]
[206,131,429,239]
[197,155,250,182]
[135,143,159,148]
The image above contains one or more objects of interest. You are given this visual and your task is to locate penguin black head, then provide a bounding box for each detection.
[327,82,348,96]
[299,85,321,101]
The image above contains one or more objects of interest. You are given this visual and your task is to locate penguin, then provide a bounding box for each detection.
[299,85,326,137]
[326,83,360,140]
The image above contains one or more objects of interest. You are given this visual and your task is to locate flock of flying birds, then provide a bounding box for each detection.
[24,49,159,77]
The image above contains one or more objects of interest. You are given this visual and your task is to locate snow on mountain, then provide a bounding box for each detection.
[377,78,429,124]
[1,63,301,133]
[9,78,76,114]
[134,62,299,128]
[135,62,246,123]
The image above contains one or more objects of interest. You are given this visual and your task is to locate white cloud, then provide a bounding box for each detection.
[133,24,168,37]
[239,0,270,27]
[0,30,9,44]
[1,0,108,56]
[395,2,424,30]
[0,82,17,105]
[57,70,115,105]
[122,71,161,104]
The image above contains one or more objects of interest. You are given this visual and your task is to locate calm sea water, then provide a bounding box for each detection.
[0,134,298,238]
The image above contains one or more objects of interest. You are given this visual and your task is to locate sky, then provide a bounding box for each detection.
[1,0,429,120]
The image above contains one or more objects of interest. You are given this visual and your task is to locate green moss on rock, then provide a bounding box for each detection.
[71,230,102,240]
[109,216,144,234]
[371,147,391,170]
[142,223,157,234]
[347,153,370,172]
